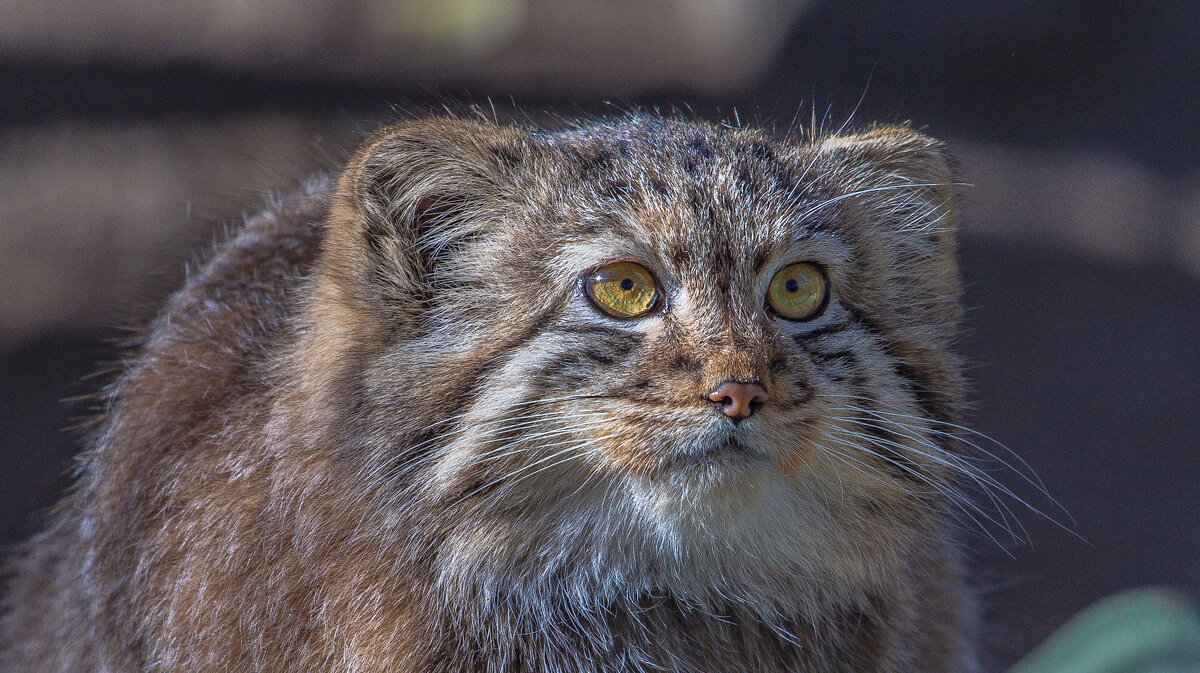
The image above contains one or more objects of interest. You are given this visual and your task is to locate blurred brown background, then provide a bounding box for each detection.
[2,1,1197,669]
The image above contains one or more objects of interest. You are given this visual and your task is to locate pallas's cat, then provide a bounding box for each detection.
[1,116,979,672]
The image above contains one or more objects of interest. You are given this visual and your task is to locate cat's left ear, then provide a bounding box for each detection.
[820,125,958,247]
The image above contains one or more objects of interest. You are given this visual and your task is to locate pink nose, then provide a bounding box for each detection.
[707,381,768,421]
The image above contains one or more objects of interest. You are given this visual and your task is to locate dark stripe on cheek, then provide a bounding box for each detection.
[580,334,640,365]
[352,304,563,477]
[437,309,559,417]
[791,322,851,343]
[854,412,926,486]
[891,361,955,427]
[583,349,616,366]
[800,344,858,385]
[791,376,814,404]
[843,305,887,339]
[451,471,504,504]
[835,387,928,486]
[530,331,643,387]
[843,304,955,425]
[527,357,589,390]
[803,347,858,368]
[555,324,642,340]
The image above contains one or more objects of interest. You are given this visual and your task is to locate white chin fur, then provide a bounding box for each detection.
[433,457,886,623]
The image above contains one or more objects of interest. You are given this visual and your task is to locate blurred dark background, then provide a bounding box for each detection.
[2,1,1197,669]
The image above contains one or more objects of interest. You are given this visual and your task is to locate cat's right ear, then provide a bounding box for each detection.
[322,118,531,320]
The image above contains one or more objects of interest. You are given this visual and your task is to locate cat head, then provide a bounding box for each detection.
[304,115,964,610]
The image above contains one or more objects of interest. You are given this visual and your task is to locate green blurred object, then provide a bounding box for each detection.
[1009,588,1200,673]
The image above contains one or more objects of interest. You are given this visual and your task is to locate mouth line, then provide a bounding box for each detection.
[661,438,768,471]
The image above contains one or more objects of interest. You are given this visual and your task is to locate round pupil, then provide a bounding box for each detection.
[620,278,634,291]
[784,278,799,292]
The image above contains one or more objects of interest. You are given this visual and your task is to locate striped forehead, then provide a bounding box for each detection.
[548,124,825,278]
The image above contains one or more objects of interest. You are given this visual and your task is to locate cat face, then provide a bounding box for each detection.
[316,116,964,603]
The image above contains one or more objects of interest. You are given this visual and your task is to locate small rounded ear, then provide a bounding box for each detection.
[323,118,531,319]
[820,124,959,247]
[821,125,953,189]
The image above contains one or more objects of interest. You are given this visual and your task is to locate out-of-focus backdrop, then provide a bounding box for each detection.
[2,1,1197,668]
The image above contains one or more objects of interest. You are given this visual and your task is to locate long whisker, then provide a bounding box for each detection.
[801,433,914,493]
[494,443,612,501]
[837,408,1052,518]
[377,429,605,516]
[812,391,1062,511]
[361,409,612,489]
[812,391,1051,496]
[810,396,1038,538]
[856,405,1057,503]
[828,415,1030,527]
[359,396,618,486]
[820,429,1019,549]
[452,435,618,509]
[451,420,615,471]
[824,400,1081,542]
[828,415,1019,499]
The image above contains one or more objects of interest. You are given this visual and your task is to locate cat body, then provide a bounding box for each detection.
[1,116,978,672]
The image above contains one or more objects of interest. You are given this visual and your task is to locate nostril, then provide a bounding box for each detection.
[707,380,769,421]
[708,395,731,416]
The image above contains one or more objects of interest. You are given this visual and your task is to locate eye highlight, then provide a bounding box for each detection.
[767,262,828,321]
[585,262,660,319]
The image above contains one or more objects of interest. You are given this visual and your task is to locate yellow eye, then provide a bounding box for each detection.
[585,262,660,318]
[767,262,828,321]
